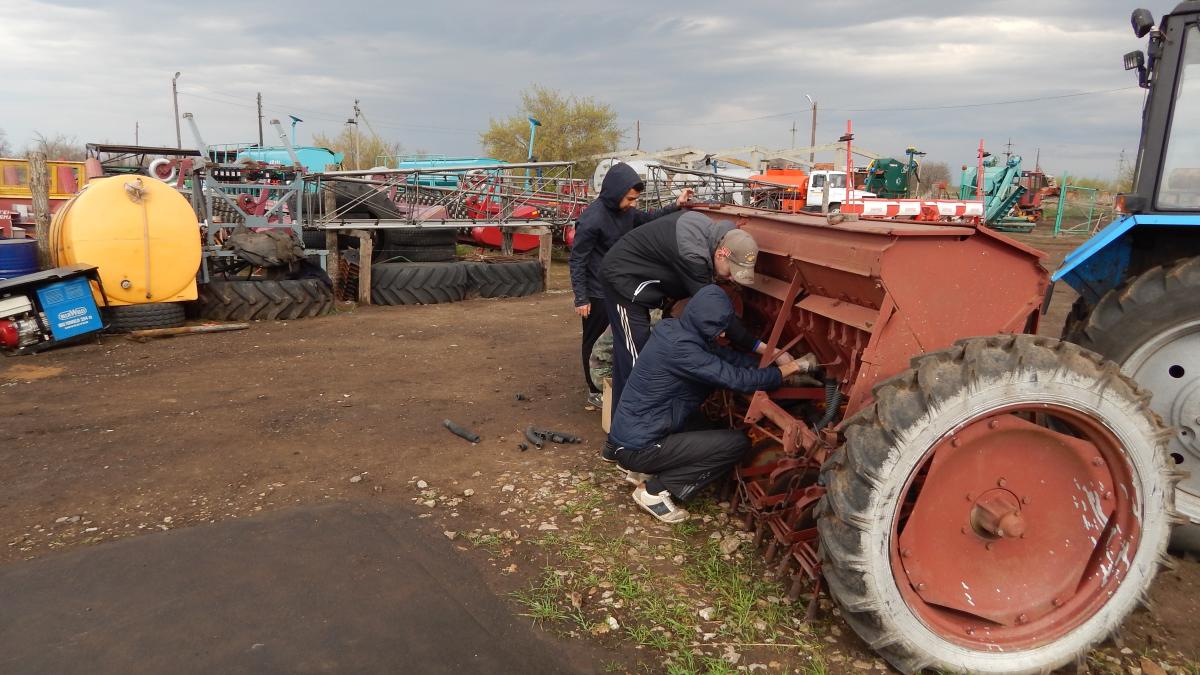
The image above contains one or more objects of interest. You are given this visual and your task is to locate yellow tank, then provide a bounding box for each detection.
[50,175,201,306]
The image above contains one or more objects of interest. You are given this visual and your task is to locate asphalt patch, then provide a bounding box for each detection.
[0,502,582,674]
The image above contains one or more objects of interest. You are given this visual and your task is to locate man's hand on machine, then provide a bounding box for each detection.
[777,352,820,380]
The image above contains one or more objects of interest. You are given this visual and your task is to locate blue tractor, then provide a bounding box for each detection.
[1054,3,1200,525]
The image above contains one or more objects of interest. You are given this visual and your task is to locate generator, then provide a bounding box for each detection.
[0,264,107,354]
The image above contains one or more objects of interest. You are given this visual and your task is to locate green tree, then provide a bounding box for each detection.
[311,126,403,170]
[480,85,623,176]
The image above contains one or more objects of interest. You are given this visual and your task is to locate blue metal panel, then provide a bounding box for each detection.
[35,276,102,341]
[1053,213,1200,303]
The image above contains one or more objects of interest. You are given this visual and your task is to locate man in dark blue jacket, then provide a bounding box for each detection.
[568,162,691,406]
[606,285,813,523]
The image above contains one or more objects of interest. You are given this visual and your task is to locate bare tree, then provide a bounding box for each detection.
[0,128,11,157]
[25,132,87,161]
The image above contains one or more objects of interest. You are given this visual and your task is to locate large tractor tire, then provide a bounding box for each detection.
[1061,256,1200,523]
[103,302,186,333]
[375,245,457,264]
[381,228,457,248]
[465,260,543,298]
[818,335,1175,674]
[198,279,333,321]
[370,262,468,305]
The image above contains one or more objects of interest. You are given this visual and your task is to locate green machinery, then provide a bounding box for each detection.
[958,154,1030,231]
[863,147,925,198]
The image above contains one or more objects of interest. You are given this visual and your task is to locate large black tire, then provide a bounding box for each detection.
[103,303,186,333]
[198,279,333,321]
[817,335,1174,674]
[375,245,457,263]
[371,262,468,305]
[381,228,457,248]
[1061,256,1200,523]
[465,260,544,298]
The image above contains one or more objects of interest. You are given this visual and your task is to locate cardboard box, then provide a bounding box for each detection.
[601,377,613,434]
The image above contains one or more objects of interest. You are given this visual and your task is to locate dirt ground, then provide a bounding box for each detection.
[2,225,1198,674]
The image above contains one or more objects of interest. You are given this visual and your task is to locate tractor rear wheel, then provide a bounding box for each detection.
[818,335,1175,674]
[1062,256,1200,523]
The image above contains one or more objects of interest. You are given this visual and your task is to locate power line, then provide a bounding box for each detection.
[633,86,1138,128]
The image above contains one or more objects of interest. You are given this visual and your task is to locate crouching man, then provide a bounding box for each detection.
[604,285,814,522]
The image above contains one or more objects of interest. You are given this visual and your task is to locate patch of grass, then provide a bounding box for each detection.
[513,521,824,672]
[561,483,607,516]
[464,531,504,555]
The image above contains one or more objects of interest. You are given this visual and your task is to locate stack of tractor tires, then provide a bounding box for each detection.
[197,279,334,321]
[103,302,187,333]
[369,259,543,306]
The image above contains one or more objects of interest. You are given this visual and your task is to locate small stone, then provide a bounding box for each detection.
[471,471,482,477]
[852,660,873,670]
[748,665,767,673]
[84,527,98,533]
[698,606,716,621]
[537,522,559,531]
[719,535,742,555]
[605,616,620,631]
[349,475,363,483]
[163,516,173,523]
[416,480,428,489]
[502,484,515,492]
[68,516,81,523]
[462,489,475,497]
[1139,659,1168,675]
[55,517,69,524]
[422,500,436,508]
[443,531,457,540]
[1120,648,1134,655]
[571,515,584,523]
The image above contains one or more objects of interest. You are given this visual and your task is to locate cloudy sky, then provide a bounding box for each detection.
[3,0,1158,179]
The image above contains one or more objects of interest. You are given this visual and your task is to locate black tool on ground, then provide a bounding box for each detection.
[523,426,544,449]
[517,442,528,452]
[443,419,480,443]
[525,426,582,447]
[515,392,528,401]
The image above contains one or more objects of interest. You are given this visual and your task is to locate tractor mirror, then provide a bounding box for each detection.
[1131,8,1154,38]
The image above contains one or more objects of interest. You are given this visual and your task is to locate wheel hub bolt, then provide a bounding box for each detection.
[901,548,912,558]
[1052,598,1063,608]
[1017,613,1029,624]
[1092,457,1104,466]
[988,419,999,429]
[916,582,927,591]
[1104,491,1114,501]
[965,626,976,635]
[1021,496,1031,505]
[997,477,1007,487]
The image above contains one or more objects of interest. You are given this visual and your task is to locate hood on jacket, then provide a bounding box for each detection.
[598,162,643,210]
[679,285,736,341]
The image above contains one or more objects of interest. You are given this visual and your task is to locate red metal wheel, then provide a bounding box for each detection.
[892,405,1140,650]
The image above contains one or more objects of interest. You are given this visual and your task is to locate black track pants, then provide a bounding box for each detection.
[613,429,750,501]
[602,294,652,411]
[580,297,610,394]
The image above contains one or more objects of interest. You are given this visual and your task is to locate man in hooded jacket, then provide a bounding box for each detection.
[599,210,791,413]
[606,285,812,522]
[568,162,692,406]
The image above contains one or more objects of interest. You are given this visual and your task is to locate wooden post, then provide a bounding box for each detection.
[537,229,552,292]
[355,229,372,305]
[29,152,52,269]
[322,177,340,290]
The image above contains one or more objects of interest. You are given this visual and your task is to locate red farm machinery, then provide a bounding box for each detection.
[695,204,1179,674]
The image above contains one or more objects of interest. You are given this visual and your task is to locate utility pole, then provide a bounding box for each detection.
[353,99,362,169]
[1004,137,1013,162]
[171,71,182,148]
[804,94,817,164]
[635,120,641,151]
[790,120,797,149]
[135,121,139,146]
[257,92,264,146]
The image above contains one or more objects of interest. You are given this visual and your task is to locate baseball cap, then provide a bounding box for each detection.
[720,228,758,286]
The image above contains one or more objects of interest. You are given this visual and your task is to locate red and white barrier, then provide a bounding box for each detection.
[841,199,984,220]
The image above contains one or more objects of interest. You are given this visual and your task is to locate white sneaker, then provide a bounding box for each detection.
[624,469,652,486]
[632,485,689,523]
